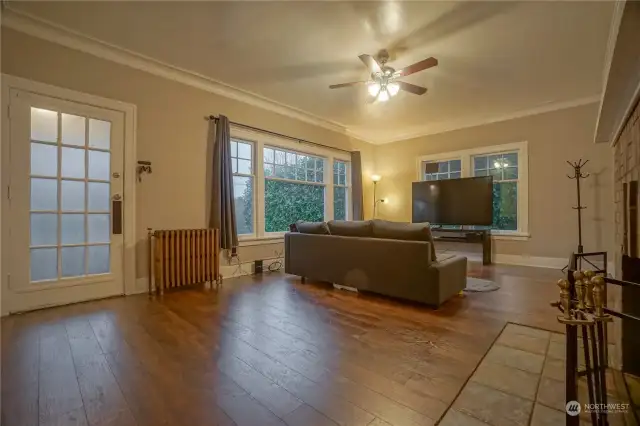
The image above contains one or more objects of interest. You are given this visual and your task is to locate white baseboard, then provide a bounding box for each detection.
[130,277,149,295]
[220,257,284,279]
[442,250,613,271]
[496,254,613,272]
[494,254,568,269]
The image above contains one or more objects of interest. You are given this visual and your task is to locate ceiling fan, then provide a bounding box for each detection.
[329,50,438,102]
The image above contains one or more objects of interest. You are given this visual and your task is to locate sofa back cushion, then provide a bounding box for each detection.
[295,221,330,235]
[327,220,373,237]
[371,220,437,261]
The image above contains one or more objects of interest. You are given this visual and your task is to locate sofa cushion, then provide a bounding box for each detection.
[327,220,373,237]
[371,220,437,261]
[295,221,330,235]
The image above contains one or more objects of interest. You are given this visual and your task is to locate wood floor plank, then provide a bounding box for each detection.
[39,407,88,426]
[1,264,562,426]
[38,323,85,424]
[1,314,41,426]
[73,352,138,426]
[283,404,339,426]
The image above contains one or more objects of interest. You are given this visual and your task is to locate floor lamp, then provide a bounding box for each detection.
[372,174,381,217]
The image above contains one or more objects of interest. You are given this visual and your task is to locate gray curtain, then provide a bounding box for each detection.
[351,151,364,221]
[208,115,238,249]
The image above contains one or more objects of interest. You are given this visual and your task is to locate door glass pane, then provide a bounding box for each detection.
[88,119,110,149]
[61,214,85,245]
[88,150,110,180]
[30,248,58,282]
[88,245,110,275]
[61,147,86,178]
[61,114,85,146]
[88,214,110,243]
[61,180,85,212]
[31,179,58,211]
[88,182,110,212]
[30,213,57,246]
[31,108,57,143]
[31,143,58,177]
[61,246,85,277]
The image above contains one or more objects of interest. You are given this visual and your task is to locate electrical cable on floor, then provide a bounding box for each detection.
[268,249,284,272]
[232,253,248,277]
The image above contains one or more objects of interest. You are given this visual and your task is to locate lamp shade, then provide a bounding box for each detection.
[371,174,382,182]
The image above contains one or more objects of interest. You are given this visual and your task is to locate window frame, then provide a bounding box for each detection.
[230,138,256,239]
[230,127,351,243]
[423,158,462,181]
[332,159,351,221]
[416,141,529,239]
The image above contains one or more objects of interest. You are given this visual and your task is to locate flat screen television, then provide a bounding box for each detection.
[412,176,493,226]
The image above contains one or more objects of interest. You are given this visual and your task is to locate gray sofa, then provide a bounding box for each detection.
[284,219,467,307]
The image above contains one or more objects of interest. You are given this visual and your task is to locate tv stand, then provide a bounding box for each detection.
[431,227,492,265]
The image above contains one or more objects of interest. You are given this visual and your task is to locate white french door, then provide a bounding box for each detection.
[5,89,125,312]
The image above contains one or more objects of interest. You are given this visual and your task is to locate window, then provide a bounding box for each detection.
[473,152,518,231]
[417,141,528,237]
[231,139,254,236]
[333,160,349,221]
[263,147,325,233]
[229,129,351,241]
[424,159,461,181]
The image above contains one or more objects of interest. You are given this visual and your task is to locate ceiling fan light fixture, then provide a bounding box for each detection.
[377,89,390,102]
[387,82,400,96]
[367,82,381,97]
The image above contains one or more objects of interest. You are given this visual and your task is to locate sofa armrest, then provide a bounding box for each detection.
[430,256,468,305]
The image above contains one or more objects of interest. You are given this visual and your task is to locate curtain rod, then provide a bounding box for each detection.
[207,115,353,154]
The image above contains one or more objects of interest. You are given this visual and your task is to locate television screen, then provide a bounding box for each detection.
[412,176,493,226]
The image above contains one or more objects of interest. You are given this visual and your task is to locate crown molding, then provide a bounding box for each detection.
[2,6,603,147]
[1,7,349,136]
[358,95,602,145]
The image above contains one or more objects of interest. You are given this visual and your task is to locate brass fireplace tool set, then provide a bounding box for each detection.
[553,270,613,426]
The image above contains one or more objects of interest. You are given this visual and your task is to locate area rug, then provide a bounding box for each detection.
[465,277,501,292]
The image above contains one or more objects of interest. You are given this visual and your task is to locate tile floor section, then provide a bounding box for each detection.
[439,323,627,426]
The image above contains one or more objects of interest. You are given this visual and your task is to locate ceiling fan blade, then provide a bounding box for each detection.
[358,54,382,73]
[398,81,428,95]
[329,81,367,89]
[397,57,438,77]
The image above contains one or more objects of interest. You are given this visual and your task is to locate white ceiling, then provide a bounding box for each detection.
[9,1,614,144]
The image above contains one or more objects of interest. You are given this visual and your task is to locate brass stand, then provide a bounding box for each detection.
[552,270,612,426]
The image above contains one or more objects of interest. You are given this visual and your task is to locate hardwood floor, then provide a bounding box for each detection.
[1,263,564,426]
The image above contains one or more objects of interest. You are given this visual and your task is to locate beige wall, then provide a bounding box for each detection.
[373,103,614,259]
[1,27,614,274]
[1,28,376,278]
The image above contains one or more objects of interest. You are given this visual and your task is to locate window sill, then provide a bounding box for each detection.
[238,237,284,247]
[491,232,530,241]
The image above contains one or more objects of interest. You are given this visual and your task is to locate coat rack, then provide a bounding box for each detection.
[568,159,589,254]
[564,159,602,272]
